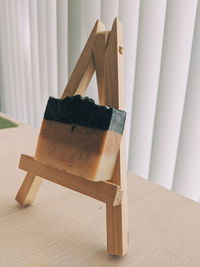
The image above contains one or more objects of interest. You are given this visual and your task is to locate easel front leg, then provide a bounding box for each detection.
[106,147,128,256]
[15,172,42,206]
[106,199,128,256]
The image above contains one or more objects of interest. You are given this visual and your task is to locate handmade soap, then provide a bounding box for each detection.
[35,95,126,182]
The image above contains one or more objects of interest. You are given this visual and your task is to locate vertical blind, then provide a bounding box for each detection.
[0,0,200,202]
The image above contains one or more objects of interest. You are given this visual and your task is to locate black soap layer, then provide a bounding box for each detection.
[44,95,126,134]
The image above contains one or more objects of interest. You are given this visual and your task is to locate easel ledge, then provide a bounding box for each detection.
[17,154,123,207]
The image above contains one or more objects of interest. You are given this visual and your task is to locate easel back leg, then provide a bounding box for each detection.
[15,172,42,206]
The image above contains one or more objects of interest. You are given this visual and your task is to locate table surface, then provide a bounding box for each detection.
[1,113,200,267]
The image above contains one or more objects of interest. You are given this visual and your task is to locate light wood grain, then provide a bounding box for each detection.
[103,18,128,256]
[1,117,200,266]
[18,154,123,206]
[92,31,110,105]
[15,170,43,206]
[104,18,124,110]
[15,172,42,206]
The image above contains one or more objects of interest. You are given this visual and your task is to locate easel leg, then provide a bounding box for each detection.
[15,172,43,206]
[106,197,128,256]
[94,18,128,256]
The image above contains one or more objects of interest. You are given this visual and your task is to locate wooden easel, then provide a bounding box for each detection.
[15,18,128,256]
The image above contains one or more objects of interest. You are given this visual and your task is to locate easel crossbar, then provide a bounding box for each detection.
[19,155,123,206]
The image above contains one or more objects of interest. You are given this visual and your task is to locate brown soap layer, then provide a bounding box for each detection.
[35,119,122,181]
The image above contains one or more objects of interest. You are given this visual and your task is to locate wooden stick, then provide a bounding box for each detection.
[104,18,124,110]
[61,19,105,98]
[92,31,110,105]
[106,141,128,255]
[104,18,128,256]
[15,172,43,206]
[19,155,123,207]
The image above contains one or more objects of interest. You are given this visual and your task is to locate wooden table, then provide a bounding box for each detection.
[1,114,200,266]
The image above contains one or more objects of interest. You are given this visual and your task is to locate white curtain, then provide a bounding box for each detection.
[0,0,200,202]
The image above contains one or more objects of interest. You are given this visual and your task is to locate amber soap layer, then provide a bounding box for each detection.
[35,120,122,181]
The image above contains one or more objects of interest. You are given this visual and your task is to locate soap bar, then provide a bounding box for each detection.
[35,95,126,182]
